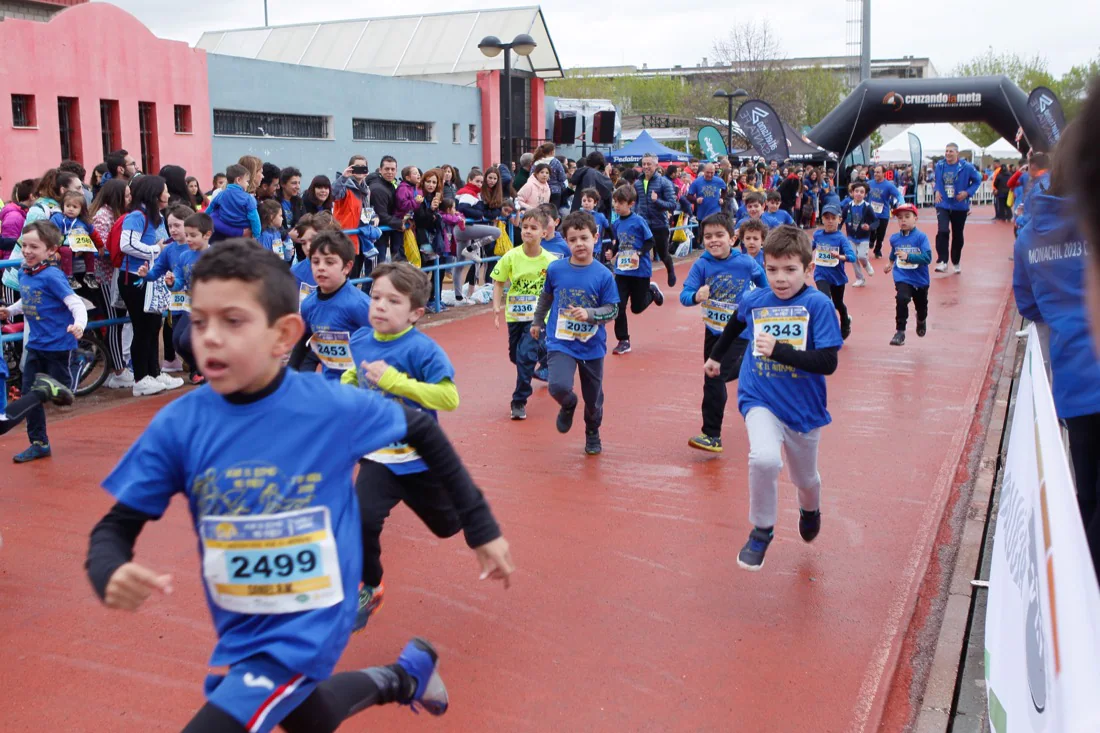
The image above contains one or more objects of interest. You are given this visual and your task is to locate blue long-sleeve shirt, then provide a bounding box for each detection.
[811,229,858,287]
[206,184,261,237]
[1012,192,1100,419]
[934,160,982,212]
[888,228,933,287]
[679,249,767,335]
[867,179,903,220]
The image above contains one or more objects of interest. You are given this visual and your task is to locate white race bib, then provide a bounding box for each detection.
[753,305,810,356]
[896,246,920,270]
[814,247,839,268]
[554,310,598,342]
[67,232,96,253]
[616,249,639,272]
[944,184,955,198]
[200,506,343,614]
[169,290,191,312]
[702,299,736,331]
[506,294,537,322]
[298,282,317,308]
[272,240,285,258]
[870,201,884,215]
[309,330,353,371]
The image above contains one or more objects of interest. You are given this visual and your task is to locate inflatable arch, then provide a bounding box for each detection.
[808,76,1046,158]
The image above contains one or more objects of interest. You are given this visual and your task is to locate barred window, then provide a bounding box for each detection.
[174,104,193,133]
[12,94,36,127]
[352,118,433,143]
[214,110,329,139]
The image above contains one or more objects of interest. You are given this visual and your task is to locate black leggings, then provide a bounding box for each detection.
[0,391,46,437]
[117,277,163,382]
[613,275,654,342]
[870,219,889,256]
[815,280,849,328]
[181,667,409,733]
[651,228,675,285]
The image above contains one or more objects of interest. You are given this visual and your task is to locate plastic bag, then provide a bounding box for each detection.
[671,214,688,244]
[494,221,514,257]
[403,228,422,268]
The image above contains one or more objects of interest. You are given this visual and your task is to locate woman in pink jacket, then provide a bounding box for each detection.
[515,162,551,211]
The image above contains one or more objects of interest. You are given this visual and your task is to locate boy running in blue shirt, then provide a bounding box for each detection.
[491,209,559,420]
[680,213,767,453]
[739,218,768,268]
[206,163,262,241]
[291,230,373,380]
[341,263,507,630]
[812,203,857,340]
[762,191,795,229]
[532,212,620,455]
[85,239,514,732]
[579,187,611,262]
[538,203,571,259]
[0,221,88,463]
[706,225,843,571]
[883,203,933,346]
[609,185,664,356]
[841,181,878,287]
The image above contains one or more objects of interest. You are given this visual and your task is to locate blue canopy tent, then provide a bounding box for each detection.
[606,130,691,164]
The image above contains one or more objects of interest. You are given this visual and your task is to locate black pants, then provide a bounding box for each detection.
[651,227,675,285]
[507,320,542,405]
[935,208,968,265]
[994,193,1007,220]
[613,274,653,342]
[356,459,462,587]
[1066,413,1100,583]
[117,278,163,382]
[1,381,50,437]
[383,230,405,262]
[547,351,604,433]
[870,219,889,257]
[895,282,928,331]
[162,313,176,363]
[701,330,747,438]
[172,312,196,373]
[182,664,410,733]
[815,280,849,330]
[21,347,78,445]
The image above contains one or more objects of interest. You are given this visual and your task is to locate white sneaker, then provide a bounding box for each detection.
[852,279,866,288]
[156,373,185,390]
[934,262,948,273]
[161,358,184,373]
[864,263,874,276]
[953,264,962,274]
[133,376,167,397]
[105,370,135,389]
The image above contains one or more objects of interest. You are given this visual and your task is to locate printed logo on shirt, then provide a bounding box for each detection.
[243,674,275,690]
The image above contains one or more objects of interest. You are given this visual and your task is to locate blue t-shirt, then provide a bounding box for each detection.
[736,286,843,433]
[587,211,611,250]
[148,243,205,314]
[888,228,933,288]
[18,265,77,351]
[541,232,571,259]
[120,209,166,276]
[102,370,407,680]
[688,176,727,220]
[761,210,794,229]
[542,258,619,360]
[612,213,654,279]
[867,179,902,220]
[811,229,857,287]
[48,213,94,243]
[291,258,316,287]
[207,184,261,235]
[300,282,373,380]
[349,327,455,475]
[679,250,767,336]
[258,228,290,262]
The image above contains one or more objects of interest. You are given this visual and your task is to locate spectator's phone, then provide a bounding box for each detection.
[351,165,370,174]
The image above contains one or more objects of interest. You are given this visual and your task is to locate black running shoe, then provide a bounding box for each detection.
[510,402,527,420]
[556,404,576,434]
[916,320,927,337]
[840,316,852,340]
[584,431,602,455]
[31,373,74,407]
[737,527,774,571]
[649,282,665,306]
[799,509,821,543]
[890,331,906,346]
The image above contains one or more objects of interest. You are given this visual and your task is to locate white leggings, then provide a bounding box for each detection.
[745,406,822,529]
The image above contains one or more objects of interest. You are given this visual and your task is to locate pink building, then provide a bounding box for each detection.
[0,1,212,185]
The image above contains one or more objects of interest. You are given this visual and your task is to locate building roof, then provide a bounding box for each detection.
[195,6,563,80]
[565,56,938,80]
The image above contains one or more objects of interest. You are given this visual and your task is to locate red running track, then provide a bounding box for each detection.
[0,209,1014,732]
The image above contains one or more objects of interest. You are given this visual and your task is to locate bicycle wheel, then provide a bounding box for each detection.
[74,331,110,397]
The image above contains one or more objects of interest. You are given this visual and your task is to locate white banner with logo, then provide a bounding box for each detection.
[985,325,1100,732]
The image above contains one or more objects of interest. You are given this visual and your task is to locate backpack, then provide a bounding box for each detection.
[106,215,128,269]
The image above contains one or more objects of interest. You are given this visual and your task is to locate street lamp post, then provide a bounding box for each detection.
[478,34,538,168]
[712,88,749,158]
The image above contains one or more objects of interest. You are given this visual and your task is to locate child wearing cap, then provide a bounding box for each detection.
[883,204,933,346]
[812,204,858,340]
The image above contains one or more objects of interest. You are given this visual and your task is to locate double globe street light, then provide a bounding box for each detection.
[478,34,538,167]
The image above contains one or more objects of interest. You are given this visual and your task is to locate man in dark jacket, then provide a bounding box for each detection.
[633,153,679,286]
[365,155,402,261]
[993,163,1011,221]
[569,152,614,217]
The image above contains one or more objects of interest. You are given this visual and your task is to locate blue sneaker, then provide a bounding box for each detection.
[533,368,548,382]
[736,527,774,571]
[396,638,448,716]
[13,442,51,464]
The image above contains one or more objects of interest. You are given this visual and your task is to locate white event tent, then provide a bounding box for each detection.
[874,123,984,163]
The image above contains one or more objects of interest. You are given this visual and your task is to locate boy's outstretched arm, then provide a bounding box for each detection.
[86,503,174,610]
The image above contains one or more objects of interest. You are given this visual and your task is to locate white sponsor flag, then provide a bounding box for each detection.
[985,325,1100,732]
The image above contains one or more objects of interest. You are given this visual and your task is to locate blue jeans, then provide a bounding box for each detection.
[21,347,78,445]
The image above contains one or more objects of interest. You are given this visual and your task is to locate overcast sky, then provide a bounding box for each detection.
[96,0,1096,77]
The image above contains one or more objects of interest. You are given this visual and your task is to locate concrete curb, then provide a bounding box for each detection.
[913,312,1022,732]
